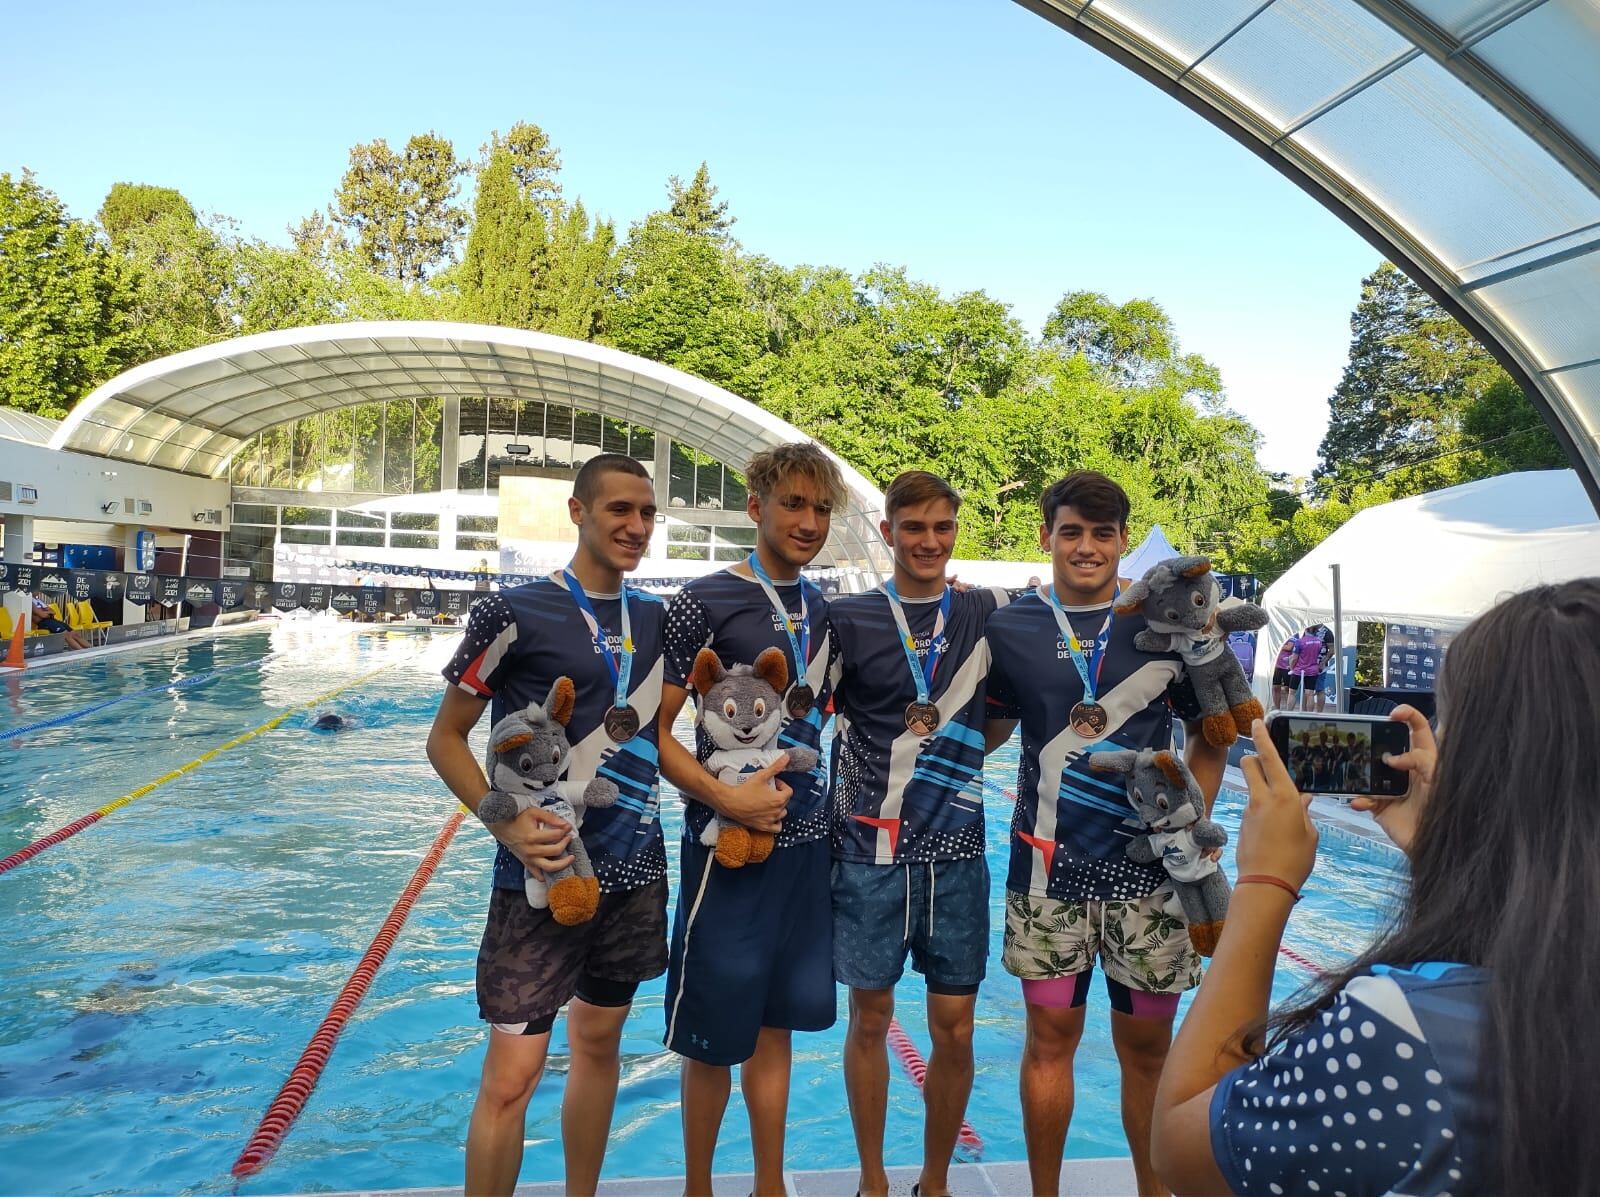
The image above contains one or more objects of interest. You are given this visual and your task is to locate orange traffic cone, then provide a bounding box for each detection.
[4,609,26,670]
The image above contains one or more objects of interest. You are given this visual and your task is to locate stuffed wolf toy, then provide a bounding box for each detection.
[1090,746,1231,956]
[690,646,819,868]
[476,677,619,925]
[1117,555,1268,747]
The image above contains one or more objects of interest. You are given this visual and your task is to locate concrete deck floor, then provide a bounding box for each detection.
[302,1157,1138,1196]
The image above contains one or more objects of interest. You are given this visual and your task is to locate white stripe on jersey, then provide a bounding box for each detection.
[1025,657,1183,893]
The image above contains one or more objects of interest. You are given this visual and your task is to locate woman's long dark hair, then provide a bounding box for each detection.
[1263,577,1600,1194]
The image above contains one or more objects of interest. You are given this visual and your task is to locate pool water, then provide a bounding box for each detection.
[0,625,1407,1195]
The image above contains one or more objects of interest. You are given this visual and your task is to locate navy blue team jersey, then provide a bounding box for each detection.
[986,590,1190,902]
[442,577,667,894]
[663,568,831,849]
[1210,963,1489,1194]
[825,586,1011,864]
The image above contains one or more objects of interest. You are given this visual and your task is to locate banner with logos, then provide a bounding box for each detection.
[1384,623,1451,691]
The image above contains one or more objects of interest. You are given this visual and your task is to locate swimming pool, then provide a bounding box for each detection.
[0,624,1407,1194]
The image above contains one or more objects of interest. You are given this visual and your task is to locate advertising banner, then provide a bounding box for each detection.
[439,589,473,616]
[302,585,328,611]
[330,588,360,613]
[272,581,302,611]
[386,587,418,617]
[182,578,220,607]
[217,581,246,610]
[1383,623,1451,691]
[155,575,184,607]
[358,588,384,617]
[36,569,71,596]
[125,572,154,605]
[412,587,441,618]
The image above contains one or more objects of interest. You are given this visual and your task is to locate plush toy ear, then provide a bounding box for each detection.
[1179,556,1213,579]
[753,646,789,694]
[1088,749,1137,774]
[1153,750,1187,786]
[1115,581,1147,614]
[690,647,726,696]
[546,676,576,727]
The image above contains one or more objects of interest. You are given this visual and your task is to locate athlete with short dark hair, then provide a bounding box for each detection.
[984,469,1228,1197]
[426,452,667,1197]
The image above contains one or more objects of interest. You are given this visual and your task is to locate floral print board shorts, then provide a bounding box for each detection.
[1002,888,1203,996]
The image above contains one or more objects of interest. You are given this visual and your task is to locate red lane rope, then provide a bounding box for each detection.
[231,809,467,1179]
[886,1017,984,1158]
[1277,943,1328,978]
[0,809,107,874]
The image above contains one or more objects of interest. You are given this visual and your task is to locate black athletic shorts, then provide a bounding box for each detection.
[476,874,668,1033]
[1272,667,1292,687]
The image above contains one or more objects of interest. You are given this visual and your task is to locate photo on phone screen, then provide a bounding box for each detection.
[1267,713,1410,797]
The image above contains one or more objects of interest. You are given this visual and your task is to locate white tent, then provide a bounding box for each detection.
[1252,470,1600,701]
[1122,524,1181,578]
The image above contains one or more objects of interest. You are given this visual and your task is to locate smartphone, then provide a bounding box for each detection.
[1265,711,1410,797]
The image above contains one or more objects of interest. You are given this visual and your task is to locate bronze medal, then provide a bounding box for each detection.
[785,683,815,719]
[1069,701,1108,738]
[603,704,641,743]
[904,700,941,736]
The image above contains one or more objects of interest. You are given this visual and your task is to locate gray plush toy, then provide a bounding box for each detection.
[1090,746,1230,956]
[1117,555,1268,747]
[477,676,619,926]
[690,646,819,868]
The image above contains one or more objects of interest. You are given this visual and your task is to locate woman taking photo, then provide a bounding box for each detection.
[1151,578,1600,1195]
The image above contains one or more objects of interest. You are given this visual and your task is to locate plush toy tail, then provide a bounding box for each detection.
[1188,920,1225,957]
[548,875,600,925]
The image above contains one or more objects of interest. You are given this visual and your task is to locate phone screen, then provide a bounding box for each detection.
[1268,714,1410,797]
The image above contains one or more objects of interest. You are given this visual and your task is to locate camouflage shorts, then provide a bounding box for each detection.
[1002,888,1202,996]
[476,876,669,1026]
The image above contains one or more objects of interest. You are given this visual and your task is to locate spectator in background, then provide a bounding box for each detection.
[1315,623,1337,713]
[30,591,88,650]
[1290,626,1324,711]
[1270,637,1297,710]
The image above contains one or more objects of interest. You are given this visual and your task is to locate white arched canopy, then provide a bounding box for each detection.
[1017,0,1600,512]
[49,321,890,571]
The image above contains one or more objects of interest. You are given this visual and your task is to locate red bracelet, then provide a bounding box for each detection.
[1236,874,1301,902]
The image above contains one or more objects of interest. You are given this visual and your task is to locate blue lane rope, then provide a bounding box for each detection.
[0,656,270,741]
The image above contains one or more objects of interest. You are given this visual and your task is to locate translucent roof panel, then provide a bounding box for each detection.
[1015,0,1600,510]
[49,321,890,571]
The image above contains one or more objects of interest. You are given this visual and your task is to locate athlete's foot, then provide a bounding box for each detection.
[855,1170,890,1197]
[913,1178,953,1197]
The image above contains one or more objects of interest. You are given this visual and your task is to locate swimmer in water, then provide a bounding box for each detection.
[311,712,350,731]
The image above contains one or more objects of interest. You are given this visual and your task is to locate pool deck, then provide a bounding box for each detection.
[305,1157,1139,1196]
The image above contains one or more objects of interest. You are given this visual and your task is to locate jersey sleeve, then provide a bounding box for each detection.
[662,587,713,689]
[441,592,519,698]
[985,646,1021,721]
[1165,668,1204,723]
[1208,978,1463,1195]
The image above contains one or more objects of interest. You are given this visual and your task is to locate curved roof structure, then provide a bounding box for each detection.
[0,408,60,447]
[1016,0,1600,510]
[50,320,890,570]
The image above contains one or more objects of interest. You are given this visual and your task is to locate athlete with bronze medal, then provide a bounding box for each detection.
[562,566,639,742]
[746,550,816,718]
[883,579,952,736]
[1042,580,1119,738]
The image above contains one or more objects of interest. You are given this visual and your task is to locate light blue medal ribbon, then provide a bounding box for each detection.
[562,568,634,733]
[1042,582,1118,728]
[746,552,815,714]
[883,581,952,731]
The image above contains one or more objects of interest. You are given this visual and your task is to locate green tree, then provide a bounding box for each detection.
[667,162,734,239]
[0,171,143,418]
[1042,291,1177,386]
[98,182,197,247]
[98,183,232,356]
[332,132,468,284]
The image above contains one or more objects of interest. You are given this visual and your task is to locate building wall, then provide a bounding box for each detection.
[0,437,230,536]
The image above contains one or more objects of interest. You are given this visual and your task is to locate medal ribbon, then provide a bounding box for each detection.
[746,552,811,688]
[562,567,633,710]
[1042,582,1119,704]
[883,581,952,705]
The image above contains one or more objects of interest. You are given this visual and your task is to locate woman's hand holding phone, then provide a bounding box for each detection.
[1239,720,1319,892]
[1350,704,1436,856]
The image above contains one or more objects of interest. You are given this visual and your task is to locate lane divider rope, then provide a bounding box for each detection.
[231,807,467,1179]
[1,655,272,741]
[0,656,413,875]
[886,1017,984,1158]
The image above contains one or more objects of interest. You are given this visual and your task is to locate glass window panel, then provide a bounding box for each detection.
[228,435,261,487]
[574,410,603,465]
[668,523,710,543]
[352,403,385,492]
[391,512,439,531]
[544,404,573,468]
[457,396,487,492]
[516,402,546,460]
[669,444,695,508]
[323,408,355,489]
[713,544,747,562]
[458,514,499,533]
[337,510,384,529]
[489,396,518,434]
[715,525,758,547]
[336,530,385,547]
[260,426,292,489]
[223,525,275,581]
[281,506,331,527]
[384,400,415,494]
[232,503,278,526]
[630,424,656,463]
[667,543,711,560]
[455,534,498,552]
[696,462,723,509]
[391,532,438,549]
[280,527,330,545]
[415,398,443,492]
[603,417,630,454]
[290,415,322,489]
[724,467,749,510]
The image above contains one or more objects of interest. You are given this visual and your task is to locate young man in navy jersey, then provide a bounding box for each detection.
[427,453,668,1197]
[824,470,1014,1197]
[659,442,848,1197]
[984,471,1228,1197]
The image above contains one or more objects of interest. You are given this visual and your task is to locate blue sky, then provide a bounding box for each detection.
[2,0,1381,476]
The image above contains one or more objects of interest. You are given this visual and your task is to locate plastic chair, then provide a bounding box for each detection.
[0,606,13,641]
